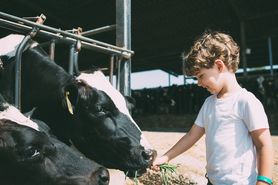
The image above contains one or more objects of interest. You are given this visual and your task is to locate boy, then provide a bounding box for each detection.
[152,31,273,185]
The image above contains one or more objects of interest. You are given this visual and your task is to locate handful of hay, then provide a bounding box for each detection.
[127,163,197,185]
[159,163,178,185]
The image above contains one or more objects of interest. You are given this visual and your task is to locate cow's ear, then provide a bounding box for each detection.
[124,96,136,114]
[23,107,37,119]
[74,83,95,110]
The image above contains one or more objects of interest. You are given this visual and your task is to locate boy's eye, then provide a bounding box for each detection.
[197,75,202,79]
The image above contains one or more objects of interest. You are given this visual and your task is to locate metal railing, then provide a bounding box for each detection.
[0,11,134,59]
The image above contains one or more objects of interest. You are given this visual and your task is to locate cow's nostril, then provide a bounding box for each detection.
[95,167,109,185]
[142,149,152,160]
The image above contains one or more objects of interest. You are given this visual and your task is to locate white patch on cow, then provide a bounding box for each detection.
[0,34,24,57]
[0,103,40,131]
[77,72,133,121]
[140,135,153,150]
[77,72,153,150]
[0,34,38,58]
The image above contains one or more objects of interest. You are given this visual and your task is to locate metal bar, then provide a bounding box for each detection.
[116,56,121,90]
[68,44,75,75]
[0,17,32,33]
[0,17,132,58]
[267,37,274,76]
[0,11,134,56]
[82,25,116,36]
[240,21,248,77]
[14,15,45,110]
[14,35,31,110]
[116,0,131,96]
[73,51,79,74]
[49,39,55,60]
[109,55,114,84]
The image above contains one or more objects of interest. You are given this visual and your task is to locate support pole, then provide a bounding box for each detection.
[49,39,55,60]
[240,21,248,77]
[68,44,75,75]
[15,35,31,110]
[68,28,81,75]
[116,0,131,96]
[14,14,45,110]
[267,36,274,76]
[109,55,115,85]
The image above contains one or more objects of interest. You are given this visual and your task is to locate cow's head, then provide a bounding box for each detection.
[0,34,156,177]
[64,70,157,176]
[0,95,110,185]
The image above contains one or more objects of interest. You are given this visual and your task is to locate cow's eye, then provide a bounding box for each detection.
[95,105,104,113]
[24,146,41,159]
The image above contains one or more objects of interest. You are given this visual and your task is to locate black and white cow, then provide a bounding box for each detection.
[0,34,156,176]
[0,94,110,185]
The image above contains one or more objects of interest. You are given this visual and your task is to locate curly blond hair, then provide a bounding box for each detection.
[183,31,240,76]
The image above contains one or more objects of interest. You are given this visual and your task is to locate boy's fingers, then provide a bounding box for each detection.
[150,165,160,171]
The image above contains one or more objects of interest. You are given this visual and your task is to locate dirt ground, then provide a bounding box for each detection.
[125,112,278,185]
[123,131,278,185]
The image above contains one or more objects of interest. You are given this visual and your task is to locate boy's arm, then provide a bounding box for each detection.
[250,128,273,185]
[153,124,205,166]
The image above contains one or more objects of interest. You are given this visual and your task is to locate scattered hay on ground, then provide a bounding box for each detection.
[125,169,198,185]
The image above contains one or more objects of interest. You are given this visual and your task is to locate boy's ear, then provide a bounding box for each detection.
[215,59,225,72]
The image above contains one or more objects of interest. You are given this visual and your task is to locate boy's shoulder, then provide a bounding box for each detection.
[204,94,216,103]
[238,88,256,99]
[203,88,258,104]
[237,88,262,106]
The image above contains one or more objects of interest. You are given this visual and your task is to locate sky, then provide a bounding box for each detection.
[130,69,200,90]
[130,65,278,90]
[108,64,278,90]
[131,70,185,89]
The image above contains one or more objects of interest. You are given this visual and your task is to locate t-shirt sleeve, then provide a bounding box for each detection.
[242,93,269,131]
[195,99,207,128]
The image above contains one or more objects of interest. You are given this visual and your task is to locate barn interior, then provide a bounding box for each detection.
[1,0,277,77]
[1,2,278,184]
[1,0,278,115]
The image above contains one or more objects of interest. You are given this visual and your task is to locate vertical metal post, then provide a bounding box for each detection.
[14,14,46,110]
[240,21,248,77]
[109,55,115,85]
[73,51,79,74]
[116,0,131,96]
[15,35,31,110]
[116,56,121,90]
[267,36,274,76]
[68,44,75,75]
[49,39,56,60]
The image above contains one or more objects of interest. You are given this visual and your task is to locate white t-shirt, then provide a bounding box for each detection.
[195,88,269,185]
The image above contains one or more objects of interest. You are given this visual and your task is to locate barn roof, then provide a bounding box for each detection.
[1,0,278,75]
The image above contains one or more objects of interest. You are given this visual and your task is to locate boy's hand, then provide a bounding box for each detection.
[151,155,169,171]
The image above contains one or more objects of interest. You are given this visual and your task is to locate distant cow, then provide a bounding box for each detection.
[0,34,156,176]
[0,94,109,185]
